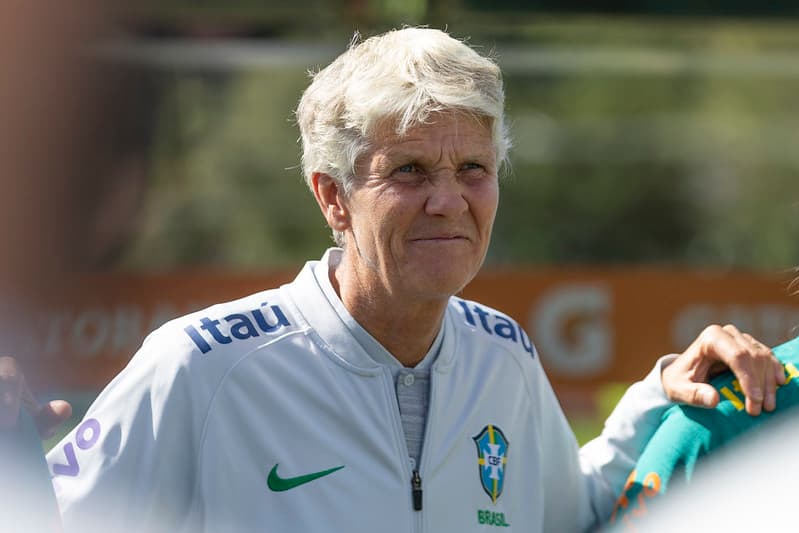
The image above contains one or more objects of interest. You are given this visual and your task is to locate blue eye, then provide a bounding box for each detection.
[397,164,416,173]
[462,162,483,171]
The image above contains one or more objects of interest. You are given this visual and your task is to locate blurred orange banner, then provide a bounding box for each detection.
[23,268,799,394]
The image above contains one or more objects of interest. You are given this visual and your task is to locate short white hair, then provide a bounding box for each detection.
[296,27,510,245]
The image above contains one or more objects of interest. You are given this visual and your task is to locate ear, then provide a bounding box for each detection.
[311,172,350,233]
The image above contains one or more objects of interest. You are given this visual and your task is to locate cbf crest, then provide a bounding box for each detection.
[473,425,509,503]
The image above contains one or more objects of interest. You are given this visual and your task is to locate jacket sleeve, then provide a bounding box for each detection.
[529,354,673,532]
[46,328,217,533]
[577,357,674,527]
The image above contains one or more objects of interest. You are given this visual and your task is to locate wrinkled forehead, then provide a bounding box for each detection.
[355,112,497,177]
[370,111,495,150]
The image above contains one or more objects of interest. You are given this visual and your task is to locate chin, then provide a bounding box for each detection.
[401,249,482,295]
[413,268,476,299]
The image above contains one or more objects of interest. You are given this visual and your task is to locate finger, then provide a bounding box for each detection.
[763,373,777,412]
[35,399,72,439]
[747,337,781,412]
[0,357,72,438]
[17,367,71,438]
[0,356,24,429]
[726,356,764,416]
[740,332,784,382]
[691,383,719,408]
[667,379,719,409]
[758,345,783,411]
[703,326,759,395]
[776,359,788,385]
[740,330,782,413]
[719,325,766,416]
[745,393,763,416]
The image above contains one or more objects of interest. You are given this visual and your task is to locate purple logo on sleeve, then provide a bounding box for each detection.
[51,418,101,477]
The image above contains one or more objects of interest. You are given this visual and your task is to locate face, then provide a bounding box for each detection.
[339,112,499,304]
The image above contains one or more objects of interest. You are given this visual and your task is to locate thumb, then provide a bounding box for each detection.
[671,382,719,408]
[19,371,73,439]
[35,400,73,439]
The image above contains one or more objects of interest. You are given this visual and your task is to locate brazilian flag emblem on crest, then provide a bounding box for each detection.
[473,425,509,503]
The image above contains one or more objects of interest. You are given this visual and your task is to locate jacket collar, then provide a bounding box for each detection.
[285,248,456,374]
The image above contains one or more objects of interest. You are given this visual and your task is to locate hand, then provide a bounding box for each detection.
[0,356,72,438]
[662,325,785,416]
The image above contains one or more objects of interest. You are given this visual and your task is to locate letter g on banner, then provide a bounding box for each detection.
[529,284,612,378]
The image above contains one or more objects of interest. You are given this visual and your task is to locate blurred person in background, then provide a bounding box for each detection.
[1,26,787,533]
[0,0,160,427]
[0,2,163,530]
[0,4,108,530]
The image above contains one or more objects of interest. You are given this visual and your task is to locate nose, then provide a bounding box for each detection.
[424,176,468,218]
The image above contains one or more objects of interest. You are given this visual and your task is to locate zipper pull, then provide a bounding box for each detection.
[411,470,423,511]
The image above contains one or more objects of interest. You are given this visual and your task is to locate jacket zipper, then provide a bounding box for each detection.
[411,469,423,511]
[383,370,422,527]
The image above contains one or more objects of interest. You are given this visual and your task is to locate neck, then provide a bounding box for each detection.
[329,261,447,367]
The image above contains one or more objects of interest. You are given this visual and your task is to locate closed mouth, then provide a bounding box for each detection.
[410,235,468,243]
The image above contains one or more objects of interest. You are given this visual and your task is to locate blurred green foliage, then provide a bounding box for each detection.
[118,17,799,272]
[569,382,629,445]
[126,69,333,268]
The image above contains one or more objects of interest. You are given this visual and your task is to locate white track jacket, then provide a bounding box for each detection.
[47,249,671,533]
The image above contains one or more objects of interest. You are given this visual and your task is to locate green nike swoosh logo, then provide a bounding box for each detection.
[267,463,345,492]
